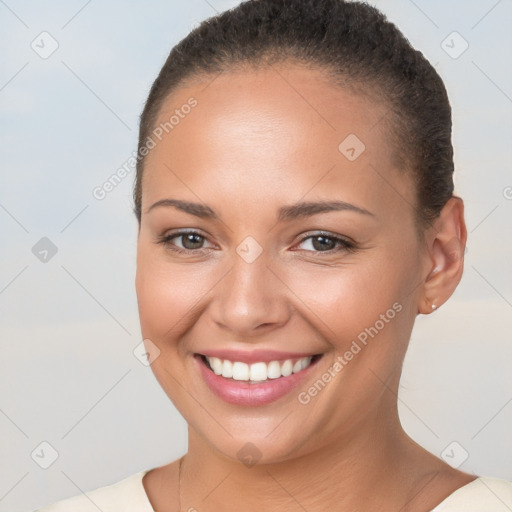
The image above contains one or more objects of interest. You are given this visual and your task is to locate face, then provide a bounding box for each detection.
[135,63,429,464]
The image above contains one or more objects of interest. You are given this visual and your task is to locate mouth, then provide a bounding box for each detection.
[194,352,324,406]
[197,353,323,383]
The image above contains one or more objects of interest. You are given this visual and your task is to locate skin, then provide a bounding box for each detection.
[135,62,472,511]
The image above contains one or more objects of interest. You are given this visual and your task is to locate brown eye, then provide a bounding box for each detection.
[310,235,337,251]
[179,233,205,250]
[156,230,214,254]
[295,233,356,254]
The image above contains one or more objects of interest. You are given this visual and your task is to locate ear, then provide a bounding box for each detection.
[417,196,467,315]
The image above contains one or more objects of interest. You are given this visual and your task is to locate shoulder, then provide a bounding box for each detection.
[32,470,153,512]
[432,477,512,511]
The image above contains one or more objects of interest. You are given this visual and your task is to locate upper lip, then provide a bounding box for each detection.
[197,349,321,364]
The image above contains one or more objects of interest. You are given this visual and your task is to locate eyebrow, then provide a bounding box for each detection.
[277,200,374,221]
[146,199,217,219]
[146,198,375,220]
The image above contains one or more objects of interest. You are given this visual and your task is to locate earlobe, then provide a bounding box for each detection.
[418,196,467,315]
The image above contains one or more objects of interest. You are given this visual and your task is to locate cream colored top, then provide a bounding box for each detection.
[33,470,512,511]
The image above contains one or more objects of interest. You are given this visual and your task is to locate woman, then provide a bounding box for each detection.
[35,0,512,510]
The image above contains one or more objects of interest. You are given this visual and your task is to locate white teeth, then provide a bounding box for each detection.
[221,359,233,378]
[249,362,268,382]
[210,357,222,375]
[205,355,314,382]
[267,361,281,379]
[292,359,302,373]
[281,359,293,377]
[232,362,249,381]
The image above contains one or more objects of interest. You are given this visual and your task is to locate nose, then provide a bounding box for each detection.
[210,251,291,337]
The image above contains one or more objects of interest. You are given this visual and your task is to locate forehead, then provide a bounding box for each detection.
[142,63,412,220]
[151,63,387,160]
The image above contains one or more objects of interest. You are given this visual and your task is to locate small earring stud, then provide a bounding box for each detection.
[431,304,437,310]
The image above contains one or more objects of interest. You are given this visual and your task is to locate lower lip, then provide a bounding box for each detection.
[195,355,322,406]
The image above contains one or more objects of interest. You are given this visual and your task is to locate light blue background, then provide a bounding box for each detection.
[0,1,511,510]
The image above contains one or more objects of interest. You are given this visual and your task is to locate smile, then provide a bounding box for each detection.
[201,354,319,382]
[195,352,324,406]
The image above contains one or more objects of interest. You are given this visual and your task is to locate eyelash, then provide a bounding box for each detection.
[155,230,357,255]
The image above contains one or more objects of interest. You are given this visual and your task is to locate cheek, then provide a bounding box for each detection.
[135,248,209,339]
[278,252,415,349]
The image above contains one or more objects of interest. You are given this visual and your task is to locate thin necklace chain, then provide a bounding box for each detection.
[178,456,183,512]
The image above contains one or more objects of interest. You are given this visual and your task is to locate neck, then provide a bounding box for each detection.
[180,408,435,512]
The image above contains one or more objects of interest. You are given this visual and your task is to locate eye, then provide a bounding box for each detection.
[155,230,214,254]
[294,232,356,254]
[155,230,357,256]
